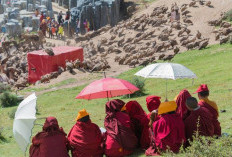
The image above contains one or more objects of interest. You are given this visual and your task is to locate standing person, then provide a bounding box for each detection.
[104,99,138,157]
[65,9,71,21]
[125,101,150,149]
[58,24,64,39]
[35,9,39,17]
[194,84,221,136]
[175,89,192,120]
[40,20,47,37]
[184,97,214,145]
[145,101,186,156]
[68,109,103,157]
[83,19,89,33]
[40,12,44,23]
[58,11,63,25]
[29,117,69,157]
[76,18,80,35]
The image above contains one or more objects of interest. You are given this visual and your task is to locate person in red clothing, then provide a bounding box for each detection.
[184,97,214,145]
[194,84,221,136]
[67,109,103,157]
[29,117,69,157]
[175,89,192,120]
[146,101,186,156]
[104,99,138,157]
[146,96,161,127]
[125,101,150,149]
[40,12,44,23]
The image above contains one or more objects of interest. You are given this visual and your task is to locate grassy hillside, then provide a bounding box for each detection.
[1,44,232,156]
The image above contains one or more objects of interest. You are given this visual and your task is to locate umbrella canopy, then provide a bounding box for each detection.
[76,77,139,100]
[13,93,37,153]
[135,63,197,79]
[135,63,197,100]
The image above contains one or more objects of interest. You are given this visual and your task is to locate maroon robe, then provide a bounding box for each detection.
[184,107,214,142]
[146,114,185,155]
[126,101,150,149]
[29,117,69,157]
[176,89,191,120]
[104,99,138,157]
[198,100,221,136]
[67,120,103,157]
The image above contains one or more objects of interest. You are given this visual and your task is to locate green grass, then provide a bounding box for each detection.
[1,44,232,156]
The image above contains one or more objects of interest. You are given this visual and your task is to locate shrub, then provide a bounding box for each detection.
[8,108,17,119]
[0,83,11,93]
[123,77,146,98]
[0,92,19,108]
[225,9,232,21]
[0,128,7,143]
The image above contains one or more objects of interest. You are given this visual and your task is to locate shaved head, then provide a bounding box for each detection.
[186,97,198,109]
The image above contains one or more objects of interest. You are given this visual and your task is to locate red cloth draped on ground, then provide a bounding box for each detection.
[176,89,191,120]
[29,117,69,157]
[198,99,221,136]
[67,120,103,157]
[184,107,214,142]
[146,114,185,155]
[126,101,150,149]
[104,99,138,157]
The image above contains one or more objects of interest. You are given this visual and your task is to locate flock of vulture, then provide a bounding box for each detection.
[1,0,232,88]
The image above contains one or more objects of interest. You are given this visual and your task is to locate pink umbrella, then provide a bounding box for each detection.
[76,77,139,100]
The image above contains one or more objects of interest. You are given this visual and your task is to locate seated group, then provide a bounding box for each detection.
[29,84,221,157]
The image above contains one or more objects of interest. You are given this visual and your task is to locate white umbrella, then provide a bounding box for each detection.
[135,63,197,100]
[13,93,37,153]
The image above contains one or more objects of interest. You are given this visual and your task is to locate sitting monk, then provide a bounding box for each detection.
[146,101,186,156]
[29,117,69,157]
[104,99,138,157]
[184,97,214,144]
[125,101,150,149]
[194,84,221,136]
[67,109,103,157]
[146,96,161,128]
[175,89,192,120]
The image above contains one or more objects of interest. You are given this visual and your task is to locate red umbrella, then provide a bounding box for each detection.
[75,77,139,100]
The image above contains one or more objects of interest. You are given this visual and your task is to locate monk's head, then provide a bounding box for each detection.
[106,99,125,115]
[76,109,90,122]
[146,96,161,112]
[43,117,59,132]
[194,84,209,99]
[186,97,198,111]
[125,101,145,117]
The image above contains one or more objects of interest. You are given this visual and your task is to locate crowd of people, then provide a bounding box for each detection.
[29,84,221,157]
[35,9,90,40]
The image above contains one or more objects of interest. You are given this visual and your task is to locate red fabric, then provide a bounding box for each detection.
[198,101,221,136]
[28,46,83,83]
[146,114,185,155]
[126,101,150,149]
[194,84,209,93]
[176,89,191,119]
[184,107,214,142]
[40,15,44,23]
[104,100,138,156]
[75,78,139,100]
[146,96,161,112]
[29,117,69,157]
[67,120,103,157]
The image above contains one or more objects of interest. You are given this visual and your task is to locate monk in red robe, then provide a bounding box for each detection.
[175,89,191,120]
[29,117,69,157]
[67,109,103,157]
[125,101,150,149]
[184,97,214,144]
[104,99,138,157]
[194,84,221,136]
[146,101,186,156]
[146,96,161,119]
